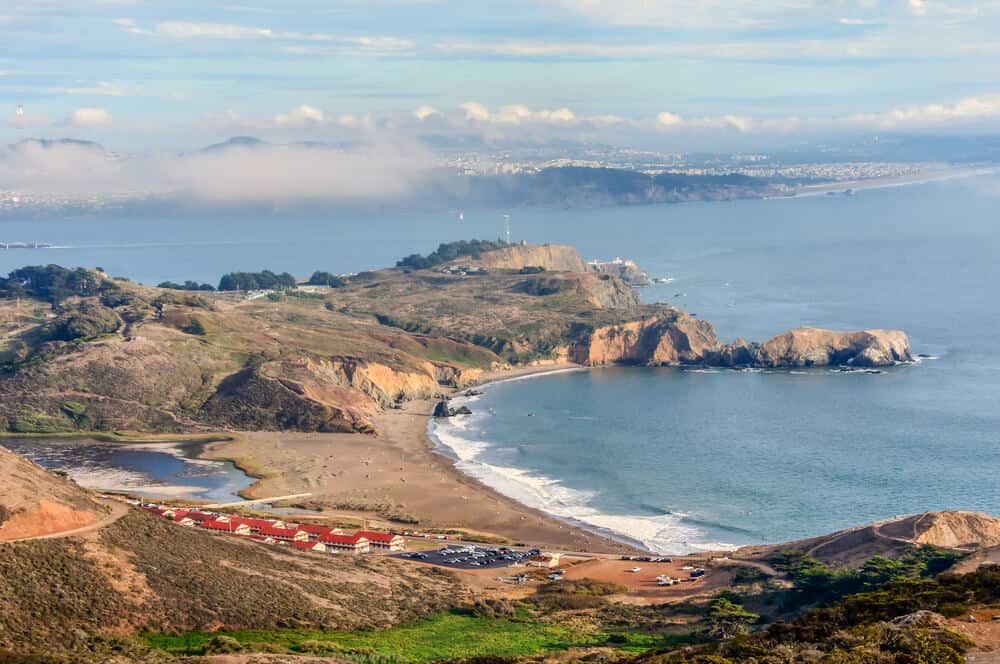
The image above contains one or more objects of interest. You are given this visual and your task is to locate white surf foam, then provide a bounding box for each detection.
[429,415,736,554]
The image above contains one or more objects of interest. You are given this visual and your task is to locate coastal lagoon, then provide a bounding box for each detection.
[0,438,253,503]
[3,173,1000,551]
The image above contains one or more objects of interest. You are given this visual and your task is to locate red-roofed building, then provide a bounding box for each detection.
[355,530,405,551]
[319,532,370,554]
[292,540,327,553]
[199,519,250,535]
[183,511,216,524]
[296,524,337,539]
[166,511,197,527]
[258,525,309,542]
[228,517,285,532]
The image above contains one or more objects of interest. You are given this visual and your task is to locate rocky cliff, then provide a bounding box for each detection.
[463,243,589,272]
[203,356,484,434]
[755,327,913,367]
[570,314,912,368]
[910,511,1000,549]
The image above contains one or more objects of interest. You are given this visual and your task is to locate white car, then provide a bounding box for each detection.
[627,566,642,573]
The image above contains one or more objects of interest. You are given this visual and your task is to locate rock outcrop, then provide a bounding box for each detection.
[755,327,912,367]
[570,315,911,369]
[572,313,723,365]
[910,511,1000,549]
[587,257,651,286]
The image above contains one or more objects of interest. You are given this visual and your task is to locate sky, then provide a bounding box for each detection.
[3,0,1000,152]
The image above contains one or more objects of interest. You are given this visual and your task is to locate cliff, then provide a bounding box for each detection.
[588,257,651,286]
[909,511,1000,549]
[755,327,913,367]
[572,313,722,365]
[461,243,589,272]
[0,445,103,541]
[570,314,911,369]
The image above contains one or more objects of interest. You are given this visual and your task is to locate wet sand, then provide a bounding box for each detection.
[202,364,638,554]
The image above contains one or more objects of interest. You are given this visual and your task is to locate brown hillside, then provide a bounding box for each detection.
[0,510,463,657]
[0,444,103,541]
[458,243,589,272]
[749,510,1000,568]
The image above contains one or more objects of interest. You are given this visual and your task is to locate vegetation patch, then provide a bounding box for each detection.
[147,609,670,660]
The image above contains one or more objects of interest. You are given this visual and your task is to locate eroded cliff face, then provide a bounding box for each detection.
[755,327,913,367]
[573,314,722,365]
[912,511,1000,549]
[464,244,589,272]
[203,356,483,434]
[570,315,911,368]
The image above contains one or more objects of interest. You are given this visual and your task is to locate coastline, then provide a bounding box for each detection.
[786,164,1000,199]
[200,362,643,554]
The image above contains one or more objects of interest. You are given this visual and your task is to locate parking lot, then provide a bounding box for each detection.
[396,545,541,570]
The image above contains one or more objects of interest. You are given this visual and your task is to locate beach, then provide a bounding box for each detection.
[201,363,637,554]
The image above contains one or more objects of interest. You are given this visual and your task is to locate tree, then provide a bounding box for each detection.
[307,271,346,287]
[707,596,759,640]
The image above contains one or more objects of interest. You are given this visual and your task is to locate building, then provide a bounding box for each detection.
[319,532,371,554]
[258,525,309,542]
[229,517,286,532]
[292,540,327,553]
[355,530,405,551]
[166,510,197,527]
[295,524,336,539]
[526,553,561,568]
[199,519,251,536]
[181,511,216,525]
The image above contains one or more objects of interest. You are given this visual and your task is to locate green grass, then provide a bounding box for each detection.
[146,609,671,660]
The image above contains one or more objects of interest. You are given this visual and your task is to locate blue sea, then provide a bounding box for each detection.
[3,174,1000,551]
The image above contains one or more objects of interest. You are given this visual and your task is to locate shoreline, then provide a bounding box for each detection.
[785,164,1000,199]
[199,362,643,554]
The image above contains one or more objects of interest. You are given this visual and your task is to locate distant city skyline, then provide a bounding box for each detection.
[3,1,1000,151]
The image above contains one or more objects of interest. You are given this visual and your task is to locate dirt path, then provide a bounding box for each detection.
[3,499,130,543]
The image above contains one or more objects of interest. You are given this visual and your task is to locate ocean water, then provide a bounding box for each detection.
[0,439,253,503]
[428,175,1000,553]
[3,174,1000,550]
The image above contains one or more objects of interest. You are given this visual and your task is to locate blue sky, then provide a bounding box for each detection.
[3,0,1000,150]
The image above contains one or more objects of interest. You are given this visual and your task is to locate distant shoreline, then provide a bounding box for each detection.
[786,164,1000,199]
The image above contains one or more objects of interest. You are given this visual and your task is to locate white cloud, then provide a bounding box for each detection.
[413,105,440,120]
[115,19,413,53]
[838,17,878,25]
[459,101,490,122]
[274,104,325,128]
[0,139,433,202]
[654,93,1000,135]
[545,0,820,29]
[69,107,112,127]
[111,17,150,35]
[456,102,578,125]
[908,0,929,16]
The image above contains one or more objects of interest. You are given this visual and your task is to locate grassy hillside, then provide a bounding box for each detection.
[0,247,656,435]
[0,510,462,659]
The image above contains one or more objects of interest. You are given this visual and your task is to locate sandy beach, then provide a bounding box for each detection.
[201,363,638,555]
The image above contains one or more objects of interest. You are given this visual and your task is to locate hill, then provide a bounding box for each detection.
[0,508,461,660]
[0,444,104,541]
[0,245,911,436]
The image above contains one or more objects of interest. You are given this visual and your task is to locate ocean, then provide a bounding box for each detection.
[3,174,999,551]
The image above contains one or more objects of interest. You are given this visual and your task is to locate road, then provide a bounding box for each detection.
[2,499,130,544]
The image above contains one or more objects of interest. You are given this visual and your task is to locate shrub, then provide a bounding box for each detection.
[182,318,207,336]
[201,635,243,654]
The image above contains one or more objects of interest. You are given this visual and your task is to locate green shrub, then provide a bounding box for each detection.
[201,635,243,654]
